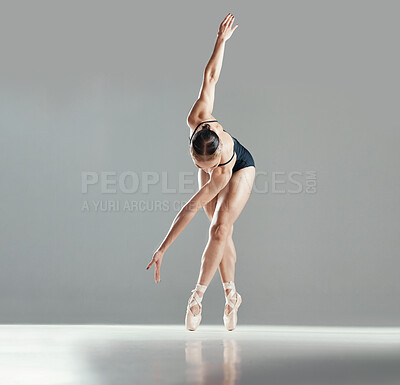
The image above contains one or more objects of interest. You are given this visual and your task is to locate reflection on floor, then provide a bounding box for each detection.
[0,325,399,385]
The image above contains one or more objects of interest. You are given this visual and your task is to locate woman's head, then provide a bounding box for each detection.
[189,123,222,171]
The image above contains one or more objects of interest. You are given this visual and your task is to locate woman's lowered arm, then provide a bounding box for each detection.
[146,168,231,283]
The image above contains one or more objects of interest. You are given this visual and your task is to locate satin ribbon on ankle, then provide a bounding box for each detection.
[222,281,237,311]
[188,283,208,312]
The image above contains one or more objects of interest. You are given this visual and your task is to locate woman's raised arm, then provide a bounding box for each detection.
[187,13,238,123]
[206,13,238,81]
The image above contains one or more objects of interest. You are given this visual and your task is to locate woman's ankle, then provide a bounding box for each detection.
[195,283,208,298]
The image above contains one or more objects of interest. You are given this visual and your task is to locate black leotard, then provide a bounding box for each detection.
[189,120,255,173]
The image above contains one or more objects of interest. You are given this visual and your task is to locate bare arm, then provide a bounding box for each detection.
[146,168,231,282]
[187,13,238,124]
[206,34,226,82]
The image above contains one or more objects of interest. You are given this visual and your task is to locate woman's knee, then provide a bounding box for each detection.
[209,222,234,242]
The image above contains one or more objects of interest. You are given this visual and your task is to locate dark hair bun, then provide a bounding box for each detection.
[191,123,219,156]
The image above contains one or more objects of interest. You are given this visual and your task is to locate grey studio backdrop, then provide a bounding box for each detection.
[0,0,399,326]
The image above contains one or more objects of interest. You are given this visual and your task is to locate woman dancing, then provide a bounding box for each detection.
[146,13,256,331]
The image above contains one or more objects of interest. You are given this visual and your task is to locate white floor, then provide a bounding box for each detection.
[0,325,399,385]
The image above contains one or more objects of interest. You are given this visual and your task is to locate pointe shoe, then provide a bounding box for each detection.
[222,281,242,331]
[185,283,207,331]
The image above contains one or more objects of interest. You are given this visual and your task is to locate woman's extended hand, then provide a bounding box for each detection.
[146,249,164,283]
[217,13,238,41]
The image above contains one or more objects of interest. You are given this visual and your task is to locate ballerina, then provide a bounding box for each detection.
[146,13,256,331]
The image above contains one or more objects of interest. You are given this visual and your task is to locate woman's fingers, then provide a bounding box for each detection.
[220,14,236,38]
[146,250,163,282]
[222,13,234,26]
[146,259,154,270]
[222,13,231,24]
[155,263,161,283]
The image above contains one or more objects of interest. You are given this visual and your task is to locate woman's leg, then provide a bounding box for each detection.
[218,237,237,281]
[196,166,255,288]
[187,169,219,316]
[189,169,246,316]
[191,167,255,315]
[199,169,237,286]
